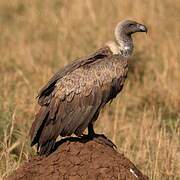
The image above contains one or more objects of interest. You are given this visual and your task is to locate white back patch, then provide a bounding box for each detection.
[106,41,121,55]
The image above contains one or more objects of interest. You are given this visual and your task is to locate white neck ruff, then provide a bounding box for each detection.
[106,41,133,57]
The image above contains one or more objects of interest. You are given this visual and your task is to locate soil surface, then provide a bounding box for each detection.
[7,137,149,180]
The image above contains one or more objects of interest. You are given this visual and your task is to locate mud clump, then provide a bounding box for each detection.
[7,138,149,180]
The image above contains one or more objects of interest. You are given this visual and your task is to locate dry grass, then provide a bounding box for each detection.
[0,0,179,179]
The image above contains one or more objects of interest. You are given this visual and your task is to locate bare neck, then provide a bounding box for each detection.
[113,23,134,57]
[117,37,133,57]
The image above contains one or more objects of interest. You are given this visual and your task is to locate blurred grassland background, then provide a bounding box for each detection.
[0,0,179,179]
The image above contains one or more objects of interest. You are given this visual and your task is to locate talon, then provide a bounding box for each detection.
[86,133,117,149]
[86,123,117,149]
[93,135,117,149]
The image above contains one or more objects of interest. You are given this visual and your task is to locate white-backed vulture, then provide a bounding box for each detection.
[29,20,147,155]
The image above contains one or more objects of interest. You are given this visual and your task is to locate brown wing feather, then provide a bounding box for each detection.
[38,47,112,106]
[31,82,103,154]
[30,47,112,152]
[30,49,128,156]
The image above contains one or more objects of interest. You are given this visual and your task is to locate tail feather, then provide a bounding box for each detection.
[30,106,56,156]
[29,106,49,146]
[38,139,56,156]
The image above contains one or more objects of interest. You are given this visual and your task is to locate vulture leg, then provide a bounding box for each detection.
[86,123,117,149]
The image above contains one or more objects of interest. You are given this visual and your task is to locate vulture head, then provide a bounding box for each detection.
[116,20,147,36]
[112,20,147,56]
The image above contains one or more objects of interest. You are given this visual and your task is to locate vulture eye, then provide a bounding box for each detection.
[129,24,134,27]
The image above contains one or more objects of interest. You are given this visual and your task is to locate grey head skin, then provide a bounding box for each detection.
[107,20,147,57]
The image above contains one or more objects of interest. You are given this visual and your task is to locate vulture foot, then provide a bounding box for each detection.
[81,123,117,149]
[91,134,117,149]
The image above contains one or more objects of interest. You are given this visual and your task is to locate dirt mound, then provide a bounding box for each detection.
[7,137,149,180]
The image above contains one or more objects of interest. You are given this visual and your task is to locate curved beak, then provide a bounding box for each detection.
[137,24,148,33]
